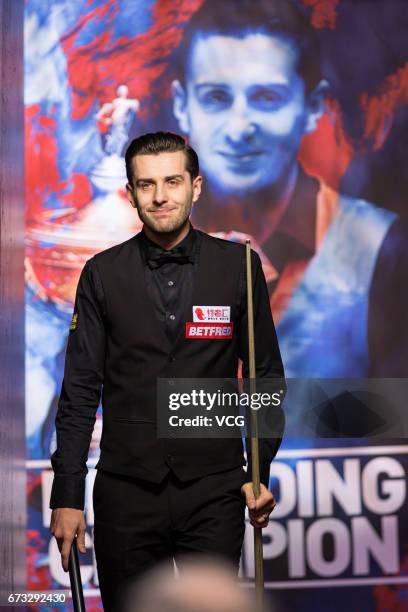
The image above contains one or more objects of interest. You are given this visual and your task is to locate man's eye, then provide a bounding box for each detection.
[167,179,179,186]
[255,92,278,102]
[139,183,152,190]
[198,89,232,110]
[208,90,230,102]
[249,89,286,109]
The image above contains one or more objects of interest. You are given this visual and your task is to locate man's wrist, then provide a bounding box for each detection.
[49,475,85,510]
[245,463,271,489]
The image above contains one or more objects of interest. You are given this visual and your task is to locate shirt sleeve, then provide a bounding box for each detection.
[49,258,106,510]
[368,218,408,376]
[237,249,285,488]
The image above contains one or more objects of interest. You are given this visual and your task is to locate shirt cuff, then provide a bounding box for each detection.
[244,461,271,489]
[49,475,86,510]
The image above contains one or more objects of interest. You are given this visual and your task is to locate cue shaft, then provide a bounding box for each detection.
[245,240,264,605]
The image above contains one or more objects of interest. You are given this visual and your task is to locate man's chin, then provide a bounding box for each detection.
[145,219,187,236]
[209,174,271,198]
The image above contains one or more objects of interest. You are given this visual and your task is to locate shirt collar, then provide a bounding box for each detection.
[139,223,199,264]
[262,168,320,273]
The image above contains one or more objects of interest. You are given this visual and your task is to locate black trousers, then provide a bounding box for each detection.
[93,466,247,612]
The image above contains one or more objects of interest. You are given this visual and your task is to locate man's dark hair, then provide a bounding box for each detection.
[125,132,199,183]
[175,0,321,94]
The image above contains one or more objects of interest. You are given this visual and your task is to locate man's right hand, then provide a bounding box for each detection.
[50,508,87,572]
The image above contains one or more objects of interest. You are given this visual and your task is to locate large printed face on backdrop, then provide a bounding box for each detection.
[172,31,326,197]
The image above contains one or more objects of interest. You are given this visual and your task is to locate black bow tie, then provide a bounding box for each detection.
[146,244,193,269]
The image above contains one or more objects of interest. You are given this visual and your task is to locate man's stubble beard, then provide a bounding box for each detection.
[137,200,193,236]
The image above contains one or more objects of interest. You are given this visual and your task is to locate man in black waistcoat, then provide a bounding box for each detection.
[49,132,284,611]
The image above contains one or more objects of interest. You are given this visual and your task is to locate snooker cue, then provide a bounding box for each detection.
[68,538,86,612]
[245,240,264,605]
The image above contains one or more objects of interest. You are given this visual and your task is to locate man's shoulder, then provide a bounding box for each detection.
[338,192,396,223]
[321,189,406,279]
[91,233,140,264]
[196,229,247,257]
[319,188,398,252]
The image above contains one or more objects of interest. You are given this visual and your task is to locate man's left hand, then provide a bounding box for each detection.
[241,482,276,528]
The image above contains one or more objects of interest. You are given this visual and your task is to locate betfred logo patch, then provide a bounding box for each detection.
[186,322,234,339]
[193,306,230,322]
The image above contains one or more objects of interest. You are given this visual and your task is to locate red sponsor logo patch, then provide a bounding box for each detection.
[193,306,230,322]
[186,322,234,339]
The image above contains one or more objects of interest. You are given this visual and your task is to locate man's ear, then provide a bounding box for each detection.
[304,79,329,134]
[172,79,190,134]
[192,175,203,204]
[126,183,137,208]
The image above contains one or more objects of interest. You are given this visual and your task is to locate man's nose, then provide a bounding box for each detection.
[153,184,168,205]
[224,98,257,145]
